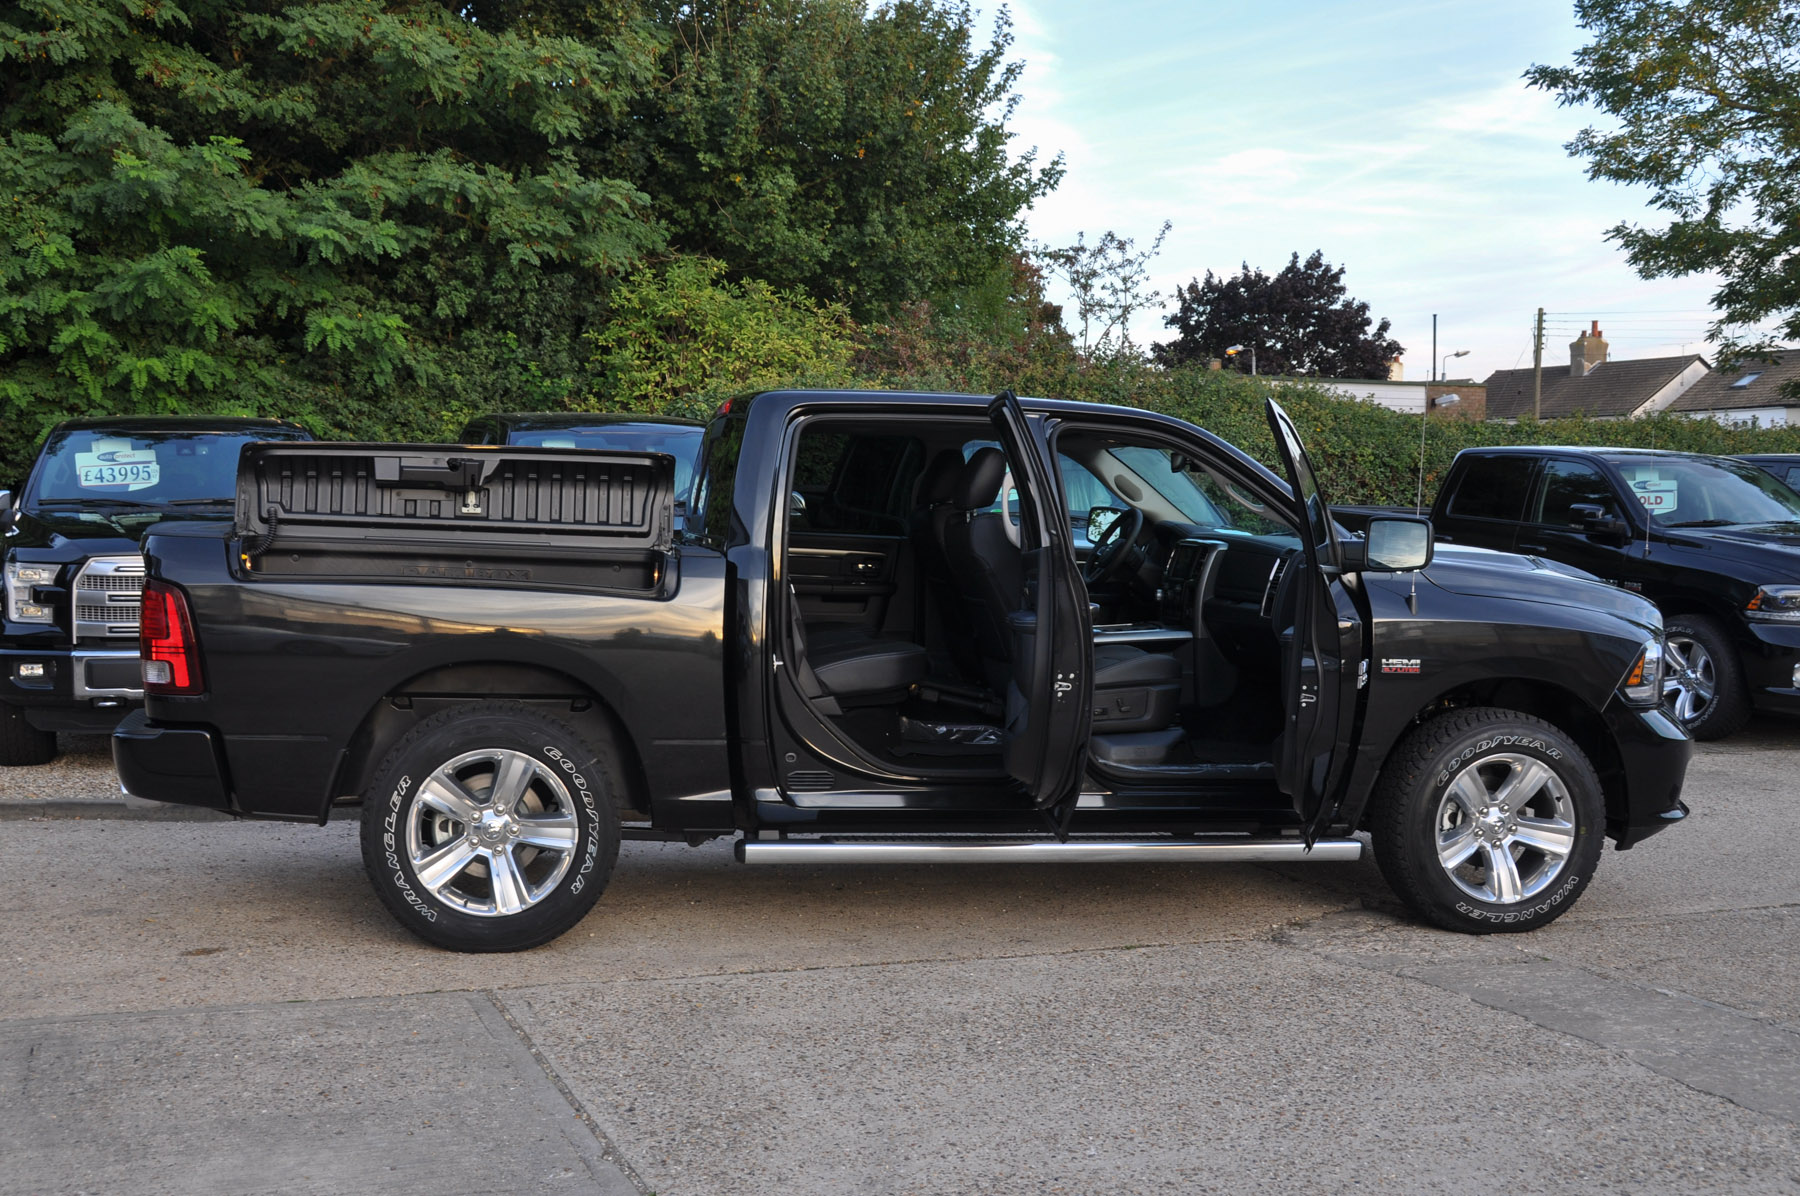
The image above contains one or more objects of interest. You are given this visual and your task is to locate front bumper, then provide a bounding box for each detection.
[1741,621,1800,716]
[1602,699,1692,849]
[111,708,230,810]
[1,644,143,731]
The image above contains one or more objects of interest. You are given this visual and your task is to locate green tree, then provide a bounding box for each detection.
[611,0,1062,320]
[1527,1,1800,355]
[1153,250,1403,379]
[588,255,858,416]
[0,0,664,474]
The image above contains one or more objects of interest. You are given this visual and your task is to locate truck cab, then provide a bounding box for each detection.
[1,417,312,763]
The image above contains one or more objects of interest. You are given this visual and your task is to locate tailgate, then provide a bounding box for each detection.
[236,443,676,593]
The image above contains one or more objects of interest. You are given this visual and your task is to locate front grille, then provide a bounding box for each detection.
[72,556,145,642]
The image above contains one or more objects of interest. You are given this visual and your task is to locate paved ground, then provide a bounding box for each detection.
[1,723,1796,1194]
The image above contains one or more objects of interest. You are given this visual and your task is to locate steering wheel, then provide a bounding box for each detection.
[1085,507,1144,584]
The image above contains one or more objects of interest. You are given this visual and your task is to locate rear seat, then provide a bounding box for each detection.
[786,590,926,713]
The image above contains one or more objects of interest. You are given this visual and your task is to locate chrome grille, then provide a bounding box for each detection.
[72,555,145,642]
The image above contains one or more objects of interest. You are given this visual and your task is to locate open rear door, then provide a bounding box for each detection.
[987,391,1093,810]
[1263,400,1352,842]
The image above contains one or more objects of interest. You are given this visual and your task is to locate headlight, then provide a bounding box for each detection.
[4,560,56,624]
[1745,585,1800,622]
[1621,636,1664,705]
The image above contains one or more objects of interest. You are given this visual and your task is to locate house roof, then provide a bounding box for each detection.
[1667,351,1800,413]
[1482,354,1707,419]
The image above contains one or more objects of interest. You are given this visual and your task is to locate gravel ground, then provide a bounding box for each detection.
[0,734,119,802]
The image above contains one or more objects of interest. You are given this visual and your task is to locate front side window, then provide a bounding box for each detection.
[1533,460,1621,527]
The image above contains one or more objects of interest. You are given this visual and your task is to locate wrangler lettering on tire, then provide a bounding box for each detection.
[358,701,622,952]
[1371,707,1604,935]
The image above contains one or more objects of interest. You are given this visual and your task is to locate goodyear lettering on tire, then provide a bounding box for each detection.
[1436,736,1564,787]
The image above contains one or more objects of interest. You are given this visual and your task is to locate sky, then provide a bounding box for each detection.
[981,0,1749,383]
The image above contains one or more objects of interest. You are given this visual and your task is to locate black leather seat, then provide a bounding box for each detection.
[786,588,926,712]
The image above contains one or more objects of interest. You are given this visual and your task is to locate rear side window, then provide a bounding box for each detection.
[1532,459,1621,527]
[1446,456,1535,522]
[792,429,924,533]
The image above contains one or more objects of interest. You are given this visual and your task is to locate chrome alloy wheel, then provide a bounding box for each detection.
[404,748,582,917]
[1662,632,1717,726]
[1434,752,1576,905]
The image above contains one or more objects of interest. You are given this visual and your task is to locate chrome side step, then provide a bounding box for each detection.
[736,838,1364,865]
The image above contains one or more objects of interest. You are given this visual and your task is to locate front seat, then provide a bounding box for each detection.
[943,449,1181,731]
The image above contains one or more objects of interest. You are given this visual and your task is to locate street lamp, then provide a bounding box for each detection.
[1225,344,1256,376]
[1440,348,1469,382]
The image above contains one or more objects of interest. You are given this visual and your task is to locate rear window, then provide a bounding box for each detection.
[1446,455,1535,522]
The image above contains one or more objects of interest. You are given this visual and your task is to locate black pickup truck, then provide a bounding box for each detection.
[1338,446,1800,740]
[0,417,312,764]
[114,392,1690,951]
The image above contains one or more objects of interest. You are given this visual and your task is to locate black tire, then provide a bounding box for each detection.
[359,701,622,952]
[1370,708,1604,935]
[1663,614,1750,741]
[0,702,56,767]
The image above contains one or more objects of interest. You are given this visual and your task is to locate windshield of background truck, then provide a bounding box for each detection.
[1608,456,1800,527]
[25,429,306,510]
[508,425,704,501]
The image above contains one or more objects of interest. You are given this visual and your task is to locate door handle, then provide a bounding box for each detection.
[1519,542,1548,554]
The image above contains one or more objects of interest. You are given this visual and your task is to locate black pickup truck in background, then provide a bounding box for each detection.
[0,417,312,764]
[1337,446,1800,740]
[457,411,705,504]
[115,392,1689,951]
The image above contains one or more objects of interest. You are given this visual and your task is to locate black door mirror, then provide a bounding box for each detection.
[1571,503,1630,541]
[1087,505,1128,543]
[1346,515,1434,572]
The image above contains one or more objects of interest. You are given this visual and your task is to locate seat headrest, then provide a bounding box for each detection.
[956,447,1008,511]
[917,449,964,507]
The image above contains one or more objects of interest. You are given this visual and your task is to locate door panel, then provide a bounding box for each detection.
[787,531,906,634]
[987,392,1092,809]
[1264,399,1355,839]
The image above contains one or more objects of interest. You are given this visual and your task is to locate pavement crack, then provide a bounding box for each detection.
[484,990,652,1195]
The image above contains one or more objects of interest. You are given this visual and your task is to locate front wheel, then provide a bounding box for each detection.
[1370,708,1603,934]
[359,701,621,952]
[0,702,56,767]
[1663,614,1749,741]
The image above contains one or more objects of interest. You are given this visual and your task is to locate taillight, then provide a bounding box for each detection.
[140,579,204,694]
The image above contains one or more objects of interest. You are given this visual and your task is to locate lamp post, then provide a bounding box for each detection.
[1440,348,1469,384]
[1416,392,1462,515]
[1225,344,1256,375]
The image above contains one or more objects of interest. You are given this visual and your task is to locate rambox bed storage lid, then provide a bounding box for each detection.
[236,443,677,592]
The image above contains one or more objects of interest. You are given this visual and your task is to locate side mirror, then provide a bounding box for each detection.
[1088,505,1127,542]
[1344,515,1434,572]
[1571,503,1630,541]
[789,491,807,520]
[0,489,12,532]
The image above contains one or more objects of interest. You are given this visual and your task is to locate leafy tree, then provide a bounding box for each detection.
[1153,250,1403,379]
[587,255,858,416]
[1039,222,1171,359]
[609,0,1063,320]
[1526,1,1800,356]
[0,0,664,476]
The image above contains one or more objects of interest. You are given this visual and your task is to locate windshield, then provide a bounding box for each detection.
[1609,457,1800,528]
[25,428,306,510]
[508,425,704,501]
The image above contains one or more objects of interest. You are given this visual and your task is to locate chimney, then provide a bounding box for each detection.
[1570,320,1607,377]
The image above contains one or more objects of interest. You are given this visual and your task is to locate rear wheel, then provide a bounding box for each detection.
[0,702,56,767]
[1371,708,1603,934]
[1663,614,1749,741]
[359,701,621,952]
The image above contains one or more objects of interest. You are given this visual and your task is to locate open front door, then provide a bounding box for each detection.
[1264,399,1353,841]
[987,391,1093,809]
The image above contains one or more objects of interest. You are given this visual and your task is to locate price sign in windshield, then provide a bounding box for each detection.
[1631,479,1679,516]
[75,449,160,492]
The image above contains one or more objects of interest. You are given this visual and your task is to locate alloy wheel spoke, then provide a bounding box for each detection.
[1482,842,1524,904]
[486,846,530,915]
[1665,640,1691,671]
[415,835,480,893]
[514,812,579,852]
[1491,759,1550,815]
[1445,771,1488,821]
[1509,816,1575,860]
[1438,826,1481,871]
[487,753,537,816]
[418,773,483,824]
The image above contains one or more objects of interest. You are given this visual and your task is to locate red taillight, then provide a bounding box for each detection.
[140,579,203,694]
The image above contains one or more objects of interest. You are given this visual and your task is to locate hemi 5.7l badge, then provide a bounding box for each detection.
[1380,658,1422,675]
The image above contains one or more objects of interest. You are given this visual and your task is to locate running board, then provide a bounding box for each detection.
[735,838,1364,865]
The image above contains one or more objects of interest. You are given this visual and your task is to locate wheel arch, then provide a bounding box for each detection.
[1355,677,1626,838]
[325,661,651,824]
